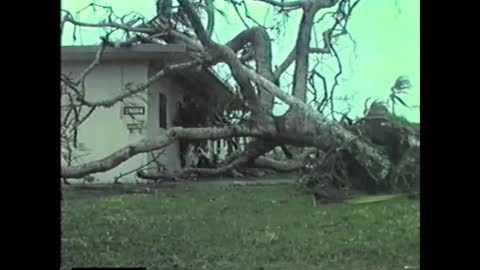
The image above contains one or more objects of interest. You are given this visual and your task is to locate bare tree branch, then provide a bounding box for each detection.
[274,48,295,80]
[64,16,157,34]
[61,125,273,178]
[178,0,282,114]
[140,139,278,179]
[71,107,96,131]
[225,0,251,29]
[225,27,276,110]
[291,0,340,102]
[113,149,165,183]
[204,0,216,39]
[273,29,344,81]
[177,0,213,47]
[254,0,304,9]
[77,58,204,108]
[329,37,343,120]
[291,10,316,102]
[312,69,329,112]
[140,148,309,179]
[65,14,205,52]
[78,43,106,96]
[61,15,69,37]
[253,147,317,171]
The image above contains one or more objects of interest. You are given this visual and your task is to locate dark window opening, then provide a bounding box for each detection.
[159,93,167,128]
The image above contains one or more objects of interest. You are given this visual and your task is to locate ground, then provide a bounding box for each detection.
[61,181,420,270]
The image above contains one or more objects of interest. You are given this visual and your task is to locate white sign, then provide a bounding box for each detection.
[123,106,145,115]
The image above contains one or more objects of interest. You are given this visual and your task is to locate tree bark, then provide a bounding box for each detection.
[61,125,270,178]
[61,0,392,186]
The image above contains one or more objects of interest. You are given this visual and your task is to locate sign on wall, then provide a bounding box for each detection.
[120,82,148,134]
[123,106,145,115]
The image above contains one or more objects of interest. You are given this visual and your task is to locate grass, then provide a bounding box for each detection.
[62,184,420,270]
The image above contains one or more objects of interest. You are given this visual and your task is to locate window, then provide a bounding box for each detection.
[159,93,167,128]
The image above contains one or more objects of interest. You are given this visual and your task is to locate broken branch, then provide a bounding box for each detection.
[77,58,204,108]
[61,125,271,178]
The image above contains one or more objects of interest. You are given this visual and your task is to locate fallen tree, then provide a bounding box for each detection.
[299,101,420,198]
[61,0,419,193]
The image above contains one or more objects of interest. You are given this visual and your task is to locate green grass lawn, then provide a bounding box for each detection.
[61,184,420,270]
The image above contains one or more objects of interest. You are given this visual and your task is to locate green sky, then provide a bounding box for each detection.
[61,0,420,122]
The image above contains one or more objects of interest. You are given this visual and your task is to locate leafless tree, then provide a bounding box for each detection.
[60,0,392,186]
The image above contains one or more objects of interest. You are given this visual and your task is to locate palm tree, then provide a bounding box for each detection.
[388,76,412,115]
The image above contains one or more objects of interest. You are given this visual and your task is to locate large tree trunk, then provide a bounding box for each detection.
[61,0,400,190]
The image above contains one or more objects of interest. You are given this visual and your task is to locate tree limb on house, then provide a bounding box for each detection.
[61,0,397,191]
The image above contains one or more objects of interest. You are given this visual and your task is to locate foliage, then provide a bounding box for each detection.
[299,99,420,198]
[387,76,413,115]
[62,185,419,270]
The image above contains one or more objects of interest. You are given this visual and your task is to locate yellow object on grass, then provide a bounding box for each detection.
[345,194,406,204]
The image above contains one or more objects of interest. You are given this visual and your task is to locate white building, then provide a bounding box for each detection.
[61,44,237,183]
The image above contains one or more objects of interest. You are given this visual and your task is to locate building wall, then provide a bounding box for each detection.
[61,60,150,183]
[61,58,244,182]
[146,68,185,174]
